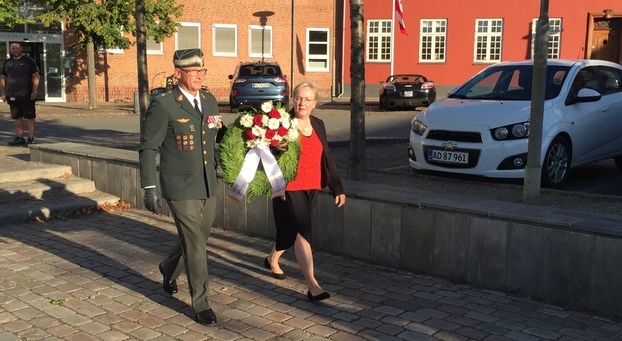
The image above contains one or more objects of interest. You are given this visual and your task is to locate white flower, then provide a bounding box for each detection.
[281,118,291,129]
[261,115,269,126]
[239,114,254,128]
[261,101,273,113]
[267,118,280,130]
[287,128,299,140]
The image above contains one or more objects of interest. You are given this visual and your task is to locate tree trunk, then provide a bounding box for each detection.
[135,0,149,135]
[87,40,97,109]
[348,0,366,180]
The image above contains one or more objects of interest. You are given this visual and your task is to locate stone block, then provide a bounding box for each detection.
[343,197,371,261]
[316,191,344,254]
[590,236,622,316]
[432,212,470,282]
[546,229,594,308]
[401,206,435,273]
[371,201,401,266]
[468,218,508,289]
[506,223,546,299]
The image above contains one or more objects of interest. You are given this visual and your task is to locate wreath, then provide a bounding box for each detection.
[219,101,300,201]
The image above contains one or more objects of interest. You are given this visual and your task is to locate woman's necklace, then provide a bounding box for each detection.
[299,120,312,134]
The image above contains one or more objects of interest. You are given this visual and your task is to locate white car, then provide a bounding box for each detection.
[408,59,622,188]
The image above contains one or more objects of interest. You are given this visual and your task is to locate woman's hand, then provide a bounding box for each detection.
[334,194,346,208]
[274,140,288,152]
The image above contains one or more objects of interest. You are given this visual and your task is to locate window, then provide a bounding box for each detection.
[598,66,622,95]
[367,20,391,62]
[213,24,237,57]
[420,19,447,62]
[249,25,272,58]
[306,28,330,71]
[146,37,163,55]
[531,18,562,59]
[474,19,503,63]
[98,28,125,54]
[176,22,200,50]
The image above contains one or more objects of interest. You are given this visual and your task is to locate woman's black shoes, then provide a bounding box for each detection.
[264,257,286,280]
[307,291,330,301]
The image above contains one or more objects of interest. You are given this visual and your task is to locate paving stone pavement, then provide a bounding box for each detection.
[1,207,622,341]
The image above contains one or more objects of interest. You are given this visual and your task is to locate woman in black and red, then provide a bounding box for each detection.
[264,80,346,301]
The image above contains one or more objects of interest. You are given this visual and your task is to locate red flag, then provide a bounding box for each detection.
[394,0,408,35]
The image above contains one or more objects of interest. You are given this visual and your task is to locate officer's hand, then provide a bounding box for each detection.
[144,188,162,214]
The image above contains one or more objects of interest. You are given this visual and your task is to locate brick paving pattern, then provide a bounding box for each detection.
[1,209,621,340]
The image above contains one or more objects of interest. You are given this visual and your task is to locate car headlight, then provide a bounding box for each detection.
[492,122,529,140]
[411,117,427,135]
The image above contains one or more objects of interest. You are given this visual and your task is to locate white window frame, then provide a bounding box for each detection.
[473,18,503,63]
[419,19,447,63]
[531,18,562,59]
[98,28,125,54]
[249,25,273,58]
[175,22,201,51]
[212,23,237,57]
[146,37,163,55]
[367,20,392,62]
[306,28,330,72]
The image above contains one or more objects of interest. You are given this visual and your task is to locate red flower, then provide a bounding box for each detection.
[245,130,256,140]
[277,126,288,137]
[269,109,281,119]
[253,114,264,126]
[265,129,276,139]
[270,139,280,146]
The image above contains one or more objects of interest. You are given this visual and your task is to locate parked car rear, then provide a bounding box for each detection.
[228,61,289,113]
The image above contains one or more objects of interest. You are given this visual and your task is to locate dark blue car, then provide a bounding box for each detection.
[228,61,289,113]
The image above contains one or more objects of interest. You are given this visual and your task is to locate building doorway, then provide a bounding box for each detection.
[590,18,621,63]
[6,40,64,102]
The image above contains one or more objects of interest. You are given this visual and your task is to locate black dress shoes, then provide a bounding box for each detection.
[195,308,218,325]
[264,257,286,280]
[158,263,178,295]
[307,291,330,301]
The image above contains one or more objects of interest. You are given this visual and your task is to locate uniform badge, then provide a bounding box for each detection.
[176,94,184,102]
[189,124,195,132]
[177,118,190,123]
[206,115,223,130]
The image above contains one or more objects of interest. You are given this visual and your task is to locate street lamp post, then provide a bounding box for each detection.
[252,11,274,62]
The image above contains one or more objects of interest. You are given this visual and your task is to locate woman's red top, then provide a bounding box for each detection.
[286,130,323,191]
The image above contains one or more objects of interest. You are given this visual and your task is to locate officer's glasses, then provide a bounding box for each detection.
[179,69,207,76]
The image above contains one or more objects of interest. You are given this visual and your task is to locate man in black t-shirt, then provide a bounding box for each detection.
[0,42,40,146]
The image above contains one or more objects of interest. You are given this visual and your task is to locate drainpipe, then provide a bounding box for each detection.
[290,0,295,99]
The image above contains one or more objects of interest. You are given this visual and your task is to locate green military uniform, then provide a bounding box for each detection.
[139,84,222,314]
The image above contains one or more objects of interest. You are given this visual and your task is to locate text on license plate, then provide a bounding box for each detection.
[404,90,413,97]
[427,149,469,164]
[252,83,270,88]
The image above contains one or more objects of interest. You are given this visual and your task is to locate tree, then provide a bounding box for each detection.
[348,0,367,181]
[36,0,181,109]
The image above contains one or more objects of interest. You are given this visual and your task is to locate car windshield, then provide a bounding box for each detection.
[448,64,570,100]
[238,64,282,77]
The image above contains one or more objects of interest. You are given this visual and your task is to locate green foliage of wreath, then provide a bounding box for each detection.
[219,120,300,201]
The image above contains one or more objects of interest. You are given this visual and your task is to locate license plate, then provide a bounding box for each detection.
[427,149,469,164]
[252,83,269,88]
[404,90,413,97]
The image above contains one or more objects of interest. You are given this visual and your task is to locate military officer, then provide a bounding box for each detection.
[139,48,224,325]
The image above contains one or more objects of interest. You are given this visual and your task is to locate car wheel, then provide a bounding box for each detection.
[229,101,239,113]
[541,136,571,189]
[615,156,622,170]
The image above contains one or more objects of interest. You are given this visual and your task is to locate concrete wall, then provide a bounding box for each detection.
[29,142,622,319]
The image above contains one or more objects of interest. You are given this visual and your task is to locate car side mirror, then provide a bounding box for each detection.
[565,88,601,106]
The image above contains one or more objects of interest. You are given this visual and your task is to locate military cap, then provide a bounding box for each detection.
[173,48,204,67]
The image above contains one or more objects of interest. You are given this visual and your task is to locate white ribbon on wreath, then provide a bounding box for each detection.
[227,142,286,202]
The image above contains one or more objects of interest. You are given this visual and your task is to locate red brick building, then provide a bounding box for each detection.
[0,0,343,103]
[343,0,622,96]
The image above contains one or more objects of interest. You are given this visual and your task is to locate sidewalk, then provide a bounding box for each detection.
[1,146,621,340]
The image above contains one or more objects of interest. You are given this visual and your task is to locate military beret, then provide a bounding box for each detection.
[173,48,204,67]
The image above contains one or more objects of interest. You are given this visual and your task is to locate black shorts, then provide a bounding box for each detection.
[8,98,36,119]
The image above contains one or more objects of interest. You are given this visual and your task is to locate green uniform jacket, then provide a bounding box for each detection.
[139,86,221,200]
